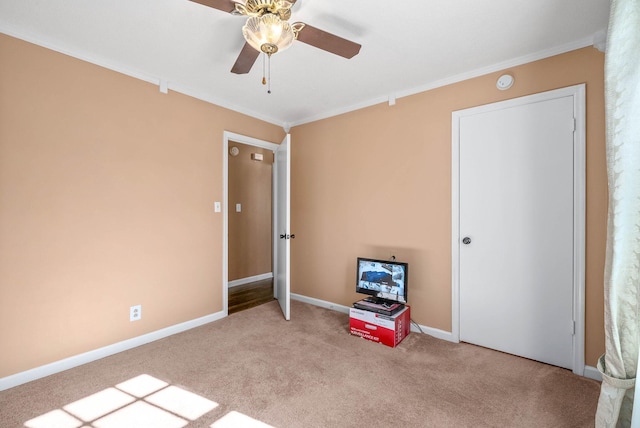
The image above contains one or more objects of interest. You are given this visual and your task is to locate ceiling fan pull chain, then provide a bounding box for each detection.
[260,52,272,94]
[262,52,267,86]
[267,53,271,94]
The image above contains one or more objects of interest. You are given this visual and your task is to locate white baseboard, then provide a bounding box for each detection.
[291,293,351,314]
[228,272,273,288]
[583,365,602,381]
[291,293,457,343]
[410,324,457,342]
[0,310,226,392]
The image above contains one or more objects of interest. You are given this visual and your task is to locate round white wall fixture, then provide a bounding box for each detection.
[229,146,239,156]
[496,74,514,90]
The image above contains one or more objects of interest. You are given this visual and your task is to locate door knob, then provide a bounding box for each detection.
[462,237,471,245]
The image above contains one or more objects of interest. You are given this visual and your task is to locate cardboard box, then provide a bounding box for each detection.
[349,305,410,347]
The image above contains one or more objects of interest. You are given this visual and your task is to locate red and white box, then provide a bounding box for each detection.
[349,306,410,347]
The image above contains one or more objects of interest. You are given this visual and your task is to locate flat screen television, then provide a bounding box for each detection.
[356,257,408,304]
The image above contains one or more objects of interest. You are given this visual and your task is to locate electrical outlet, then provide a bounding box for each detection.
[130,305,142,322]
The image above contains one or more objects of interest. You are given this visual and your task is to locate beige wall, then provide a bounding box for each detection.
[228,142,273,280]
[0,32,607,380]
[290,47,607,366]
[0,34,284,377]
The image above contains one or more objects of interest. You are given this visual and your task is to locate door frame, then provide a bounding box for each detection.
[450,84,586,375]
[222,131,280,316]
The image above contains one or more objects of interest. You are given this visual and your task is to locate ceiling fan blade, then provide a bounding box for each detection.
[295,24,361,59]
[189,0,237,13]
[231,43,261,74]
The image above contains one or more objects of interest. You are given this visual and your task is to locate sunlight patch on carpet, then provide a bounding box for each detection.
[210,411,275,428]
[23,374,275,428]
[23,374,219,428]
[116,373,168,398]
[146,385,218,420]
[92,401,186,428]
[63,387,135,421]
[24,409,83,428]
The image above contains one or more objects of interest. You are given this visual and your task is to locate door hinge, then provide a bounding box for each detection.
[572,117,576,132]
[571,320,575,335]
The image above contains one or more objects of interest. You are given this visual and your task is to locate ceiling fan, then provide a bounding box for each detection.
[189,0,362,75]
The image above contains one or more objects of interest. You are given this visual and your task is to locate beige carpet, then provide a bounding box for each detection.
[0,300,600,427]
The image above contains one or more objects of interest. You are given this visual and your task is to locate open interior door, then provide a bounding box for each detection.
[274,134,291,320]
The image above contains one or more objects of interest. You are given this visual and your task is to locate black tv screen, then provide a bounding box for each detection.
[356,257,408,304]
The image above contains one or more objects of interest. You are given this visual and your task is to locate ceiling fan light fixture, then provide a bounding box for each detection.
[235,0,294,19]
[243,14,295,55]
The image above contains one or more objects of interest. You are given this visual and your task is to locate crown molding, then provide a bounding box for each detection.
[0,24,285,128]
[2,22,604,130]
[289,31,605,127]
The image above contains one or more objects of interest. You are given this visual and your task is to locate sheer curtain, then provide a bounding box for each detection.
[595,0,640,426]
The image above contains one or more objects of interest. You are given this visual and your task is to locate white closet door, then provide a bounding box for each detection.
[458,95,576,369]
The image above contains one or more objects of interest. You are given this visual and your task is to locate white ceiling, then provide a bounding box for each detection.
[0,0,610,128]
